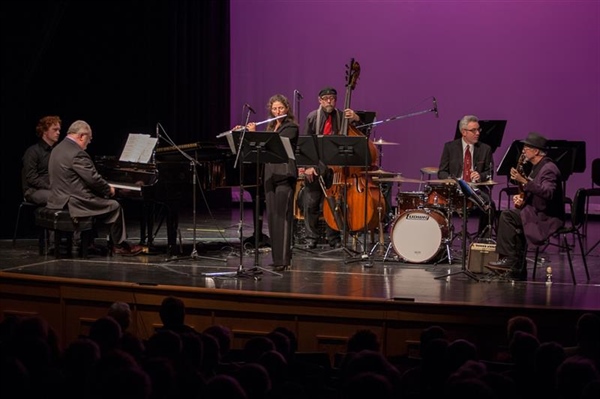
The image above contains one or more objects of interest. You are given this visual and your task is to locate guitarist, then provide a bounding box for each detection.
[301,87,361,249]
[488,132,565,281]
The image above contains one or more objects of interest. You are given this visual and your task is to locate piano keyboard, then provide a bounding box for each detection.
[108,182,142,191]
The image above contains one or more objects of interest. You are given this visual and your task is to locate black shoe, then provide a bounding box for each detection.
[488,258,511,268]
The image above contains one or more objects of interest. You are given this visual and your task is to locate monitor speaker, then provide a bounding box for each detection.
[468,243,498,273]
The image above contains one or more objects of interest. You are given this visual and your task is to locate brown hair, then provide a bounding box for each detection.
[35,115,61,138]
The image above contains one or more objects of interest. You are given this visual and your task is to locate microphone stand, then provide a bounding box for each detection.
[435,178,480,282]
[355,102,437,131]
[155,124,225,263]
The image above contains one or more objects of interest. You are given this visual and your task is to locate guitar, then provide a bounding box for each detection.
[514,153,527,209]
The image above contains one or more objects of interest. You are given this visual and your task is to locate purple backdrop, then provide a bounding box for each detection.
[230,0,599,208]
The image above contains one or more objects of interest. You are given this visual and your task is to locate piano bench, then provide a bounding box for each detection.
[34,207,94,258]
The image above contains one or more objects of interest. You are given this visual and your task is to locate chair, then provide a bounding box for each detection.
[584,158,600,255]
[532,188,590,284]
[497,179,520,212]
[12,199,39,248]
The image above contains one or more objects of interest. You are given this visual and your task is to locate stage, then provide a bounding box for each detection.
[1,206,598,359]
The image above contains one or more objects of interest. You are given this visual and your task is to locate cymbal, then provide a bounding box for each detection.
[420,166,439,175]
[371,138,399,145]
[471,180,500,186]
[375,176,424,184]
[363,169,397,176]
[426,178,456,185]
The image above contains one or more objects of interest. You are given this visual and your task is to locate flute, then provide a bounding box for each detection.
[215,114,287,138]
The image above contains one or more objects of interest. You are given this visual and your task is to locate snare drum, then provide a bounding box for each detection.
[390,208,449,263]
[396,191,426,213]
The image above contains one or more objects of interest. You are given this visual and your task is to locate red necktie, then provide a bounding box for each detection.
[323,114,332,135]
[463,145,472,182]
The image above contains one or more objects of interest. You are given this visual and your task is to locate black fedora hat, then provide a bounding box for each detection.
[521,132,548,150]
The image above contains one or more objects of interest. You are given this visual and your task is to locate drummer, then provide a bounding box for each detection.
[437,115,496,239]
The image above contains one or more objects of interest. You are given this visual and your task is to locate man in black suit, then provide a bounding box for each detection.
[437,115,496,238]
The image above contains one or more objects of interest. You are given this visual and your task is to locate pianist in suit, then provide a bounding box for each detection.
[46,120,143,255]
[236,94,299,270]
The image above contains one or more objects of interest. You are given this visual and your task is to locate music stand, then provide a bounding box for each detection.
[435,179,481,282]
[545,140,586,196]
[318,135,370,258]
[295,136,320,167]
[204,131,290,278]
[454,119,507,154]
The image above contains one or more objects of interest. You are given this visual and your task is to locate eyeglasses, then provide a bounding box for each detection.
[320,96,337,102]
[464,127,482,133]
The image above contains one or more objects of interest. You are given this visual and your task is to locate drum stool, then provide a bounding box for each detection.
[34,207,94,258]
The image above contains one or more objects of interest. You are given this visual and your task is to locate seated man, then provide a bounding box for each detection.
[46,120,142,255]
[438,115,496,238]
[301,86,362,249]
[489,132,564,281]
[22,115,62,205]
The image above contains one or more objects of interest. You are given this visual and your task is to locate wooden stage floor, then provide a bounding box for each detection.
[2,206,599,309]
[2,205,599,357]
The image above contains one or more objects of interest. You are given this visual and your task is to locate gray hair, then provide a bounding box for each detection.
[67,120,91,135]
[459,115,479,131]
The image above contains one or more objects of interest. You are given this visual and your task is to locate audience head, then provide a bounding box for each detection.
[88,316,122,355]
[203,324,232,358]
[507,315,538,341]
[243,336,275,363]
[555,356,600,399]
[107,301,132,332]
[159,296,187,328]
[347,329,380,353]
[205,374,248,399]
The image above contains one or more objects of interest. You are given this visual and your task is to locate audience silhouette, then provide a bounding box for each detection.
[1,302,598,399]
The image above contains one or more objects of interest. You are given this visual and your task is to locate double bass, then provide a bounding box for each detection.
[322,59,385,233]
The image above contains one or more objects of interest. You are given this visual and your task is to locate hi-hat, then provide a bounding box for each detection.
[371,138,399,145]
[375,176,424,184]
[420,166,439,175]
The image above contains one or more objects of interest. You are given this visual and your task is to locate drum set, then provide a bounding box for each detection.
[291,138,496,264]
[374,166,497,264]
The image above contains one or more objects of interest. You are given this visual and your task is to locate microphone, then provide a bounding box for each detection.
[294,89,303,100]
[433,97,439,118]
[155,122,159,138]
[244,103,257,114]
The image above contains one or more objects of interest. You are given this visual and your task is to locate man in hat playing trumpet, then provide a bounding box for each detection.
[488,132,565,281]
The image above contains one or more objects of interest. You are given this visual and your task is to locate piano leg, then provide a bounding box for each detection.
[140,201,155,245]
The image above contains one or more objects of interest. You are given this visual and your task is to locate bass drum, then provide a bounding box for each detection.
[391,209,449,263]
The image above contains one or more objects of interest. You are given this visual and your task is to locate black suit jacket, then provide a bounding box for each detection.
[438,139,493,181]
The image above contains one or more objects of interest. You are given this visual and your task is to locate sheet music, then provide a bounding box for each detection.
[224,132,237,154]
[119,133,158,163]
[280,137,295,160]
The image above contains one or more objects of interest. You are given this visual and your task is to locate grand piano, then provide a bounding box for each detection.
[95,141,262,254]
